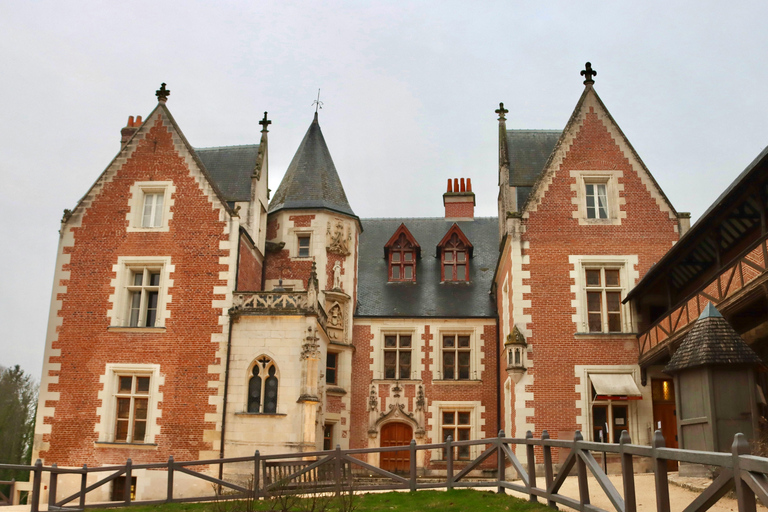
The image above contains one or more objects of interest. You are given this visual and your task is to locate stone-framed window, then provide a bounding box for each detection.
[127,181,174,232]
[570,255,637,334]
[96,363,162,445]
[248,356,279,414]
[109,256,173,329]
[571,171,625,226]
[383,333,412,380]
[440,334,472,380]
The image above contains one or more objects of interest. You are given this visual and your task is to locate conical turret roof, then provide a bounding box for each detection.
[664,303,763,373]
[269,113,355,217]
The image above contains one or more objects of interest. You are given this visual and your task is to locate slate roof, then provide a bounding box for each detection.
[195,145,259,202]
[664,303,763,373]
[269,114,356,217]
[356,217,498,317]
[506,130,561,207]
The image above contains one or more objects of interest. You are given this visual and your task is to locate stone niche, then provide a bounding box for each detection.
[324,289,350,344]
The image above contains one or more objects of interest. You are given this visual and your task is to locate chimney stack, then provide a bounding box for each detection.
[443,177,475,220]
[121,115,143,148]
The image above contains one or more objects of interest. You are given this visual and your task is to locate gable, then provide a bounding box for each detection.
[522,87,678,223]
[384,223,421,259]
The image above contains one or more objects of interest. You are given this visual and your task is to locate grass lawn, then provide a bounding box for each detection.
[89,490,554,512]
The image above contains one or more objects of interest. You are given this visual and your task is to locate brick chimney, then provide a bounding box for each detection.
[443,177,475,220]
[121,115,143,148]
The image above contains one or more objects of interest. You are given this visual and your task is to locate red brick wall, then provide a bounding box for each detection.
[263,250,313,288]
[43,116,229,466]
[289,214,315,227]
[517,106,679,442]
[237,234,262,291]
[350,325,374,449]
[444,200,474,219]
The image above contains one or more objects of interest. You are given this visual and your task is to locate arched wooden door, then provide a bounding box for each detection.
[380,423,412,473]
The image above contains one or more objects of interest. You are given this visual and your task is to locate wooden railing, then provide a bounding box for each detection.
[638,238,768,362]
[6,430,768,512]
[0,480,14,506]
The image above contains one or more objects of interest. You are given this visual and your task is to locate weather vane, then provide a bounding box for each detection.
[312,89,323,113]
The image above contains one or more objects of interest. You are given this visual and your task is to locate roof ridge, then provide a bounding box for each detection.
[194,144,260,151]
[361,216,497,221]
[507,129,563,133]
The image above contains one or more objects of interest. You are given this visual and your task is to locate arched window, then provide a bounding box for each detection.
[442,233,468,281]
[248,356,279,413]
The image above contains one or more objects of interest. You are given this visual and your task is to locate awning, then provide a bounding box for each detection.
[590,373,643,400]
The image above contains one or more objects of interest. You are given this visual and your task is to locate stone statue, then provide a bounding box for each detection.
[333,261,342,289]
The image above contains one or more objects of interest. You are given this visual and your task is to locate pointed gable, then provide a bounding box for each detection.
[268,113,355,217]
[521,85,678,223]
[437,223,473,258]
[384,223,421,259]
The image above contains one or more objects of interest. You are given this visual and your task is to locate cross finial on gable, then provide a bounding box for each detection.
[259,112,271,133]
[156,83,170,102]
[495,102,508,121]
[580,62,597,85]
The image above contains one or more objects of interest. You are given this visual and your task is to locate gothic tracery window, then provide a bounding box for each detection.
[248,356,279,413]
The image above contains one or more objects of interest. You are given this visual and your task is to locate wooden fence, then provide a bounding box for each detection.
[0,480,14,506]
[4,429,768,512]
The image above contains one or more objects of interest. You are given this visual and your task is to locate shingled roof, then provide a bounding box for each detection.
[195,145,259,203]
[268,113,355,217]
[356,217,498,317]
[664,303,763,373]
[506,130,561,207]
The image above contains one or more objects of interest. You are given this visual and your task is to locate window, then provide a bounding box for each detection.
[442,233,468,281]
[111,476,137,502]
[326,352,338,385]
[383,334,411,379]
[585,183,608,219]
[127,181,173,232]
[114,375,150,443]
[323,424,334,451]
[585,268,622,332]
[592,402,629,443]
[297,235,311,258]
[442,410,471,460]
[127,268,161,327]
[587,372,641,443]
[442,335,471,380]
[389,233,416,282]
[142,192,164,227]
[248,356,279,413]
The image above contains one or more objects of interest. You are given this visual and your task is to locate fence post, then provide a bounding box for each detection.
[497,430,505,495]
[48,463,58,508]
[79,464,87,509]
[409,439,417,492]
[446,435,454,491]
[334,444,343,496]
[30,459,42,512]
[620,431,636,512]
[541,430,556,509]
[9,479,15,507]
[253,450,260,500]
[652,430,670,512]
[526,430,538,502]
[166,456,174,503]
[574,431,590,508]
[125,458,133,506]
[733,433,757,512]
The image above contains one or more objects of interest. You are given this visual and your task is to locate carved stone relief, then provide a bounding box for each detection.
[326,219,351,256]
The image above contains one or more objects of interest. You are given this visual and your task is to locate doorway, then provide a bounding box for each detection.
[380,422,412,473]
[652,378,678,471]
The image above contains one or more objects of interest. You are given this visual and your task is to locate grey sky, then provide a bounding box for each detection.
[1,1,766,381]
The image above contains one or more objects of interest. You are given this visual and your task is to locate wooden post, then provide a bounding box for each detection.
[446,435,454,491]
[652,430,670,512]
[79,465,87,509]
[48,463,58,508]
[30,459,42,512]
[334,444,343,496]
[497,430,505,495]
[733,433,757,512]
[409,439,417,492]
[253,450,261,500]
[166,456,174,503]
[574,431,590,507]
[526,430,538,502]
[620,430,636,512]
[125,458,133,506]
[9,479,14,507]
[541,430,556,509]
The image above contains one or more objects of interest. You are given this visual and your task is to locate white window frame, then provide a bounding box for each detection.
[109,256,173,329]
[127,181,174,232]
[571,171,625,226]
[95,363,162,445]
[430,401,481,461]
[437,332,477,381]
[570,255,637,334]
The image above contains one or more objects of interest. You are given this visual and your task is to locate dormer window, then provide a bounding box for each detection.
[384,224,420,283]
[437,224,473,283]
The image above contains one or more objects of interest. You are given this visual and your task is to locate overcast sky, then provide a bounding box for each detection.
[1,1,767,381]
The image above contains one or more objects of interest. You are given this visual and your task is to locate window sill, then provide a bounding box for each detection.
[432,379,482,386]
[235,412,287,417]
[108,327,166,333]
[372,379,422,385]
[574,332,637,337]
[326,386,347,396]
[95,442,158,450]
